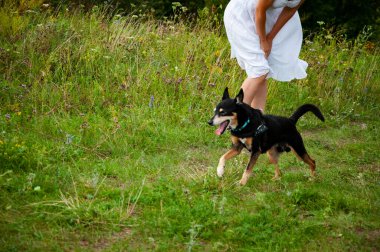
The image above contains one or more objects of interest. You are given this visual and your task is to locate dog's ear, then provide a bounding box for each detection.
[235,88,244,104]
[222,87,230,100]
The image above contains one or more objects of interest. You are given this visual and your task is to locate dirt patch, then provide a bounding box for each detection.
[350,122,368,130]
[301,130,319,138]
[357,163,380,173]
[355,227,380,249]
[79,227,132,251]
[95,227,132,251]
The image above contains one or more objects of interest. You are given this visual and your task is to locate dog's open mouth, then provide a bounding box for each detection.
[215,120,229,136]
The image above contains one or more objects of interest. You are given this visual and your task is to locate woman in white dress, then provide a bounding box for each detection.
[224,0,307,111]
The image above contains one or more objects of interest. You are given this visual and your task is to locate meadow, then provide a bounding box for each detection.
[0,5,379,251]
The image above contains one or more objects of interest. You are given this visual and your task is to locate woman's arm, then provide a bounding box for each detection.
[266,0,305,42]
[255,0,273,58]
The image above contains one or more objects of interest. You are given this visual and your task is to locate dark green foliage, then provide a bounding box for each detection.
[300,0,380,39]
[34,0,380,39]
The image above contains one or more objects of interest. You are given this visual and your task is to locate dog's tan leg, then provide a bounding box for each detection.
[302,153,316,177]
[290,148,303,161]
[244,137,253,152]
[290,148,316,177]
[239,152,260,185]
[267,146,281,180]
[217,136,243,177]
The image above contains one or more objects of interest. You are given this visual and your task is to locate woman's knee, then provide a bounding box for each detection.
[245,73,266,83]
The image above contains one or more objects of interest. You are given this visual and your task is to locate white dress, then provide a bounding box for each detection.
[224,0,307,82]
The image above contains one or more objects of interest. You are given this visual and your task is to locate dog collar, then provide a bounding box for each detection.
[231,119,268,137]
[231,118,250,133]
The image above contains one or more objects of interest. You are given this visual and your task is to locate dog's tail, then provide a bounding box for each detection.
[289,104,325,124]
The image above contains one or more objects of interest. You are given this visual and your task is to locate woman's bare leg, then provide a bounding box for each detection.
[241,74,268,112]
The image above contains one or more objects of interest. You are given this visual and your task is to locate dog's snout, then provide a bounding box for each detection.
[208,119,214,126]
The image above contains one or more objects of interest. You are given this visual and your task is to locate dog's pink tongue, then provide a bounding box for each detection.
[215,127,223,136]
[215,121,228,136]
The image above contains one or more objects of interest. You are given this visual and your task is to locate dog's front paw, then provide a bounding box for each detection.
[239,178,247,186]
[272,175,281,181]
[239,171,251,186]
[217,165,225,178]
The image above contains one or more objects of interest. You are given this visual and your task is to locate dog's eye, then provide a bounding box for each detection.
[219,111,227,116]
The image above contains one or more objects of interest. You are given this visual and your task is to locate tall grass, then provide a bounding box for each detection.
[1,4,378,117]
[0,4,379,251]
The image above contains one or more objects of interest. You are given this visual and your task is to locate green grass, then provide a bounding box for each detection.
[0,4,379,251]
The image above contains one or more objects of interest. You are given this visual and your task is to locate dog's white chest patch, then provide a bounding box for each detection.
[239,138,247,144]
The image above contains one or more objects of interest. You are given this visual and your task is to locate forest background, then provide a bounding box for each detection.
[8,0,380,39]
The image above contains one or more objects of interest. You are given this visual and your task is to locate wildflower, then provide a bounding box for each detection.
[149,95,154,108]
[317,21,325,26]
[80,122,89,129]
[164,78,172,84]
[365,41,375,51]
[16,112,21,116]
[65,134,74,145]
[27,173,36,183]
[5,114,10,120]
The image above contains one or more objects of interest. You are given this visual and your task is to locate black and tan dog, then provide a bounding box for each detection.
[208,87,325,185]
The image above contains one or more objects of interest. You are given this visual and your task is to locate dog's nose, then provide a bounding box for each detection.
[208,119,214,126]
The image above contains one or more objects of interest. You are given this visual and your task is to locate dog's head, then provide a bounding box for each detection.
[208,87,244,135]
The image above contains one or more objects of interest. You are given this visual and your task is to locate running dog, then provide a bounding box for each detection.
[208,87,325,185]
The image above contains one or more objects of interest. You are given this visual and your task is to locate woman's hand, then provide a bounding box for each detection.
[260,38,272,59]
